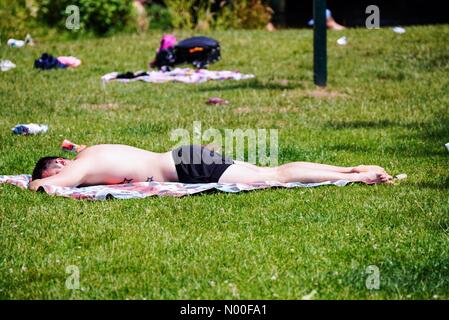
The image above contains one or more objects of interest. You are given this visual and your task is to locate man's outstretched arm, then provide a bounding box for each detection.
[29,162,87,191]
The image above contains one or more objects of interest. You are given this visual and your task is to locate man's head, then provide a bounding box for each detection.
[32,157,70,180]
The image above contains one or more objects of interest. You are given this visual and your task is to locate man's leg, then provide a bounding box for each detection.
[233,160,387,174]
[219,162,391,184]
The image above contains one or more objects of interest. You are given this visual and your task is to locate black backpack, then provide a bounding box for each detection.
[150,36,221,71]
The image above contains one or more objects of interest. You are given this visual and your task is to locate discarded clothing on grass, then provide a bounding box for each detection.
[57,56,81,68]
[101,68,255,84]
[34,53,81,70]
[12,123,48,135]
[0,174,349,201]
[117,71,149,80]
[34,53,67,70]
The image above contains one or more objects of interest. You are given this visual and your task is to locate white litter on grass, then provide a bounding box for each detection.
[445,143,449,151]
[0,60,16,72]
[6,34,34,48]
[337,36,347,46]
[24,34,35,46]
[395,173,407,180]
[393,26,406,34]
[12,123,48,135]
[302,290,317,300]
[7,39,25,48]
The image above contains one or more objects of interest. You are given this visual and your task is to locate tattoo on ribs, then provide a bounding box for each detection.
[120,178,133,184]
[146,176,154,182]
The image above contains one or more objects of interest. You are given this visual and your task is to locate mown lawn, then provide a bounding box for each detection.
[0,25,448,299]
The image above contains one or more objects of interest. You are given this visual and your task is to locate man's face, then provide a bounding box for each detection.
[42,158,70,178]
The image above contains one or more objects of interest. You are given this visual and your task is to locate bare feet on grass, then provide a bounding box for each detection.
[352,172,392,185]
[351,165,393,184]
[351,165,387,175]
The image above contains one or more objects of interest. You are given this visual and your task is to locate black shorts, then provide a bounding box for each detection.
[172,145,234,183]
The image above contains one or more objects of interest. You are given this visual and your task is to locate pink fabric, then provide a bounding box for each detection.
[57,56,81,68]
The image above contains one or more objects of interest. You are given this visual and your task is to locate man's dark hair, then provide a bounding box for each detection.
[31,156,59,180]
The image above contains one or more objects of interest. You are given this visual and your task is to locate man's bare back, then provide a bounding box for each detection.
[29,144,178,191]
[77,144,177,185]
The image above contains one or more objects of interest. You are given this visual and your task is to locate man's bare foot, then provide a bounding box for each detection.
[266,22,275,32]
[326,17,345,31]
[353,172,391,185]
[352,165,387,174]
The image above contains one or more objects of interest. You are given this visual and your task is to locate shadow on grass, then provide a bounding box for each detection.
[279,143,445,162]
[326,116,449,142]
[325,116,449,157]
[411,176,449,190]
[415,118,449,145]
[197,79,305,92]
[327,143,447,158]
[326,119,422,130]
[333,253,449,298]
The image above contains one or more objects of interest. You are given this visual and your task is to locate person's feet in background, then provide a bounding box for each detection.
[308,9,346,30]
[266,22,276,31]
[326,14,345,30]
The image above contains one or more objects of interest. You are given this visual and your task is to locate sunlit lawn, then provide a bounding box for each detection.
[1,25,448,299]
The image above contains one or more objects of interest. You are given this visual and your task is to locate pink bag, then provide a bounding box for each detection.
[158,34,177,52]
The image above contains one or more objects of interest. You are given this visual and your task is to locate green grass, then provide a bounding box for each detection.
[1,26,449,299]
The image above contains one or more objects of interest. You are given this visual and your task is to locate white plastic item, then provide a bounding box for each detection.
[7,39,25,48]
[24,34,35,46]
[337,36,347,46]
[12,124,49,135]
[393,27,406,34]
[0,60,16,72]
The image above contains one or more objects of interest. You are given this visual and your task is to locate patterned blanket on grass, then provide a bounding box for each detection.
[101,68,255,84]
[0,175,349,201]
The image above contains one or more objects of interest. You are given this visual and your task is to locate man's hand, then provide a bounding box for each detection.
[29,179,43,191]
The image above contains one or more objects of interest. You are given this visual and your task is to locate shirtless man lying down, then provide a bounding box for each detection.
[29,144,392,191]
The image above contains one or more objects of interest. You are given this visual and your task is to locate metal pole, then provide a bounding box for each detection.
[313,0,327,87]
